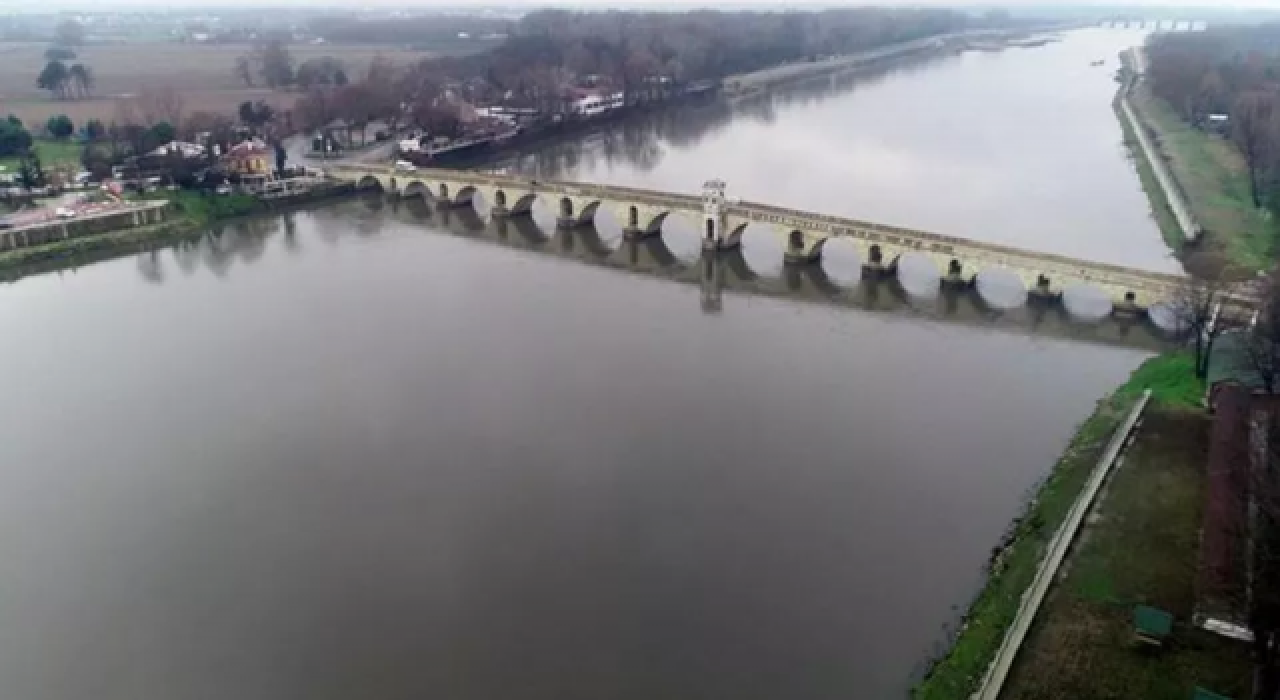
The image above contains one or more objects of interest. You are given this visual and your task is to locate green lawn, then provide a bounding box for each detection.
[1131,87,1279,272]
[912,353,1205,700]
[1001,407,1252,700]
[0,139,83,174]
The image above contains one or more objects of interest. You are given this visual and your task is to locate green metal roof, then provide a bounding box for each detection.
[1207,331,1268,390]
[1134,604,1174,638]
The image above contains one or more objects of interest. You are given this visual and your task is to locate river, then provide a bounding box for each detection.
[0,29,1163,700]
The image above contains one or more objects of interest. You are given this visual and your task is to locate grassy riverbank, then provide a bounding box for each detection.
[1128,85,1279,272]
[1114,93,1186,254]
[912,352,1203,700]
[1000,404,1252,699]
[0,190,260,282]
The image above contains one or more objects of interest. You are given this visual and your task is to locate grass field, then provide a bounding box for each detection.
[1131,86,1279,272]
[0,41,432,125]
[1001,407,1252,699]
[0,139,82,174]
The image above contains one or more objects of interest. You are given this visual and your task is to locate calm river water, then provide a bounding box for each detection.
[0,29,1163,700]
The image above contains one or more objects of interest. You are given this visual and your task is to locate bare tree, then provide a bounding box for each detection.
[1171,253,1244,379]
[234,55,254,88]
[1232,91,1278,209]
[136,86,186,129]
[252,40,294,89]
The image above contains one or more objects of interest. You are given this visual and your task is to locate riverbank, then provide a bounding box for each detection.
[1121,52,1278,273]
[912,353,1206,699]
[999,405,1252,699]
[1114,89,1187,255]
[723,28,1052,98]
[0,187,353,283]
[1115,50,1200,252]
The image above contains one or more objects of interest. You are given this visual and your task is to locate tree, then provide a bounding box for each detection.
[18,150,45,189]
[46,114,74,140]
[1171,254,1242,379]
[149,121,176,145]
[234,55,254,87]
[84,118,105,142]
[36,60,69,99]
[1231,91,1277,209]
[296,56,346,89]
[54,19,85,47]
[44,46,76,62]
[253,39,295,89]
[410,100,461,139]
[135,86,185,128]
[238,100,275,133]
[68,63,93,99]
[274,141,287,174]
[294,88,338,134]
[80,142,111,179]
[0,115,33,157]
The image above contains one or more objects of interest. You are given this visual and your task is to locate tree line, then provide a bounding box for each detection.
[1146,24,1280,214]
[281,7,983,139]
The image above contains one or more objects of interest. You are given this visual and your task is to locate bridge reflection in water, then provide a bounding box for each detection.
[376,194,1176,353]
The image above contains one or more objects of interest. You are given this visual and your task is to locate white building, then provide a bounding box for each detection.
[571,91,625,117]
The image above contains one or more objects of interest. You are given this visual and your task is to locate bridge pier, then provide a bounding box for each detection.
[557,216,591,230]
[784,248,821,266]
[623,226,660,241]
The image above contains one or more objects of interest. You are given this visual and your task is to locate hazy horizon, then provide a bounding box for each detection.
[2,0,1279,10]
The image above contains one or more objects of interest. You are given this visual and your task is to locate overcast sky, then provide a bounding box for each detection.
[5,0,1280,10]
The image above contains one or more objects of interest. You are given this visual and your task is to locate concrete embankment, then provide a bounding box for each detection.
[0,201,172,252]
[971,390,1152,700]
[724,28,1060,97]
[1117,47,1201,243]
[913,359,1169,699]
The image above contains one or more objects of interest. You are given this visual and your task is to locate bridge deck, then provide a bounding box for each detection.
[336,164,1212,307]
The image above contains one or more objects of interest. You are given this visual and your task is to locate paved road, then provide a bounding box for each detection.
[282,122,402,170]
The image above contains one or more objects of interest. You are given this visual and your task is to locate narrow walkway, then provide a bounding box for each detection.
[1118,48,1201,242]
[972,390,1153,700]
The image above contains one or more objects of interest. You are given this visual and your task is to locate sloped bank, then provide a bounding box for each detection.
[912,353,1199,699]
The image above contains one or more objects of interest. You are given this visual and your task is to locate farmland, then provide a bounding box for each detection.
[0,41,432,125]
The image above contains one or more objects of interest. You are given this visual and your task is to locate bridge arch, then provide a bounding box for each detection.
[971,266,1030,310]
[510,193,538,215]
[454,185,476,206]
[725,223,750,246]
[403,180,428,199]
[357,175,383,192]
[579,200,601,226]
[647,211,672,233]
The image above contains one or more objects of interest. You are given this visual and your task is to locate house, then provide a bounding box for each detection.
[222,139,273,191]
[223,139,271,176]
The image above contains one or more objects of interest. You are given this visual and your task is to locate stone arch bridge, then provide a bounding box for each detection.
[334,164,1192,312]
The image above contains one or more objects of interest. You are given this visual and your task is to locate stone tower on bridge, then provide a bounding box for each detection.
[702,179,727,250]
